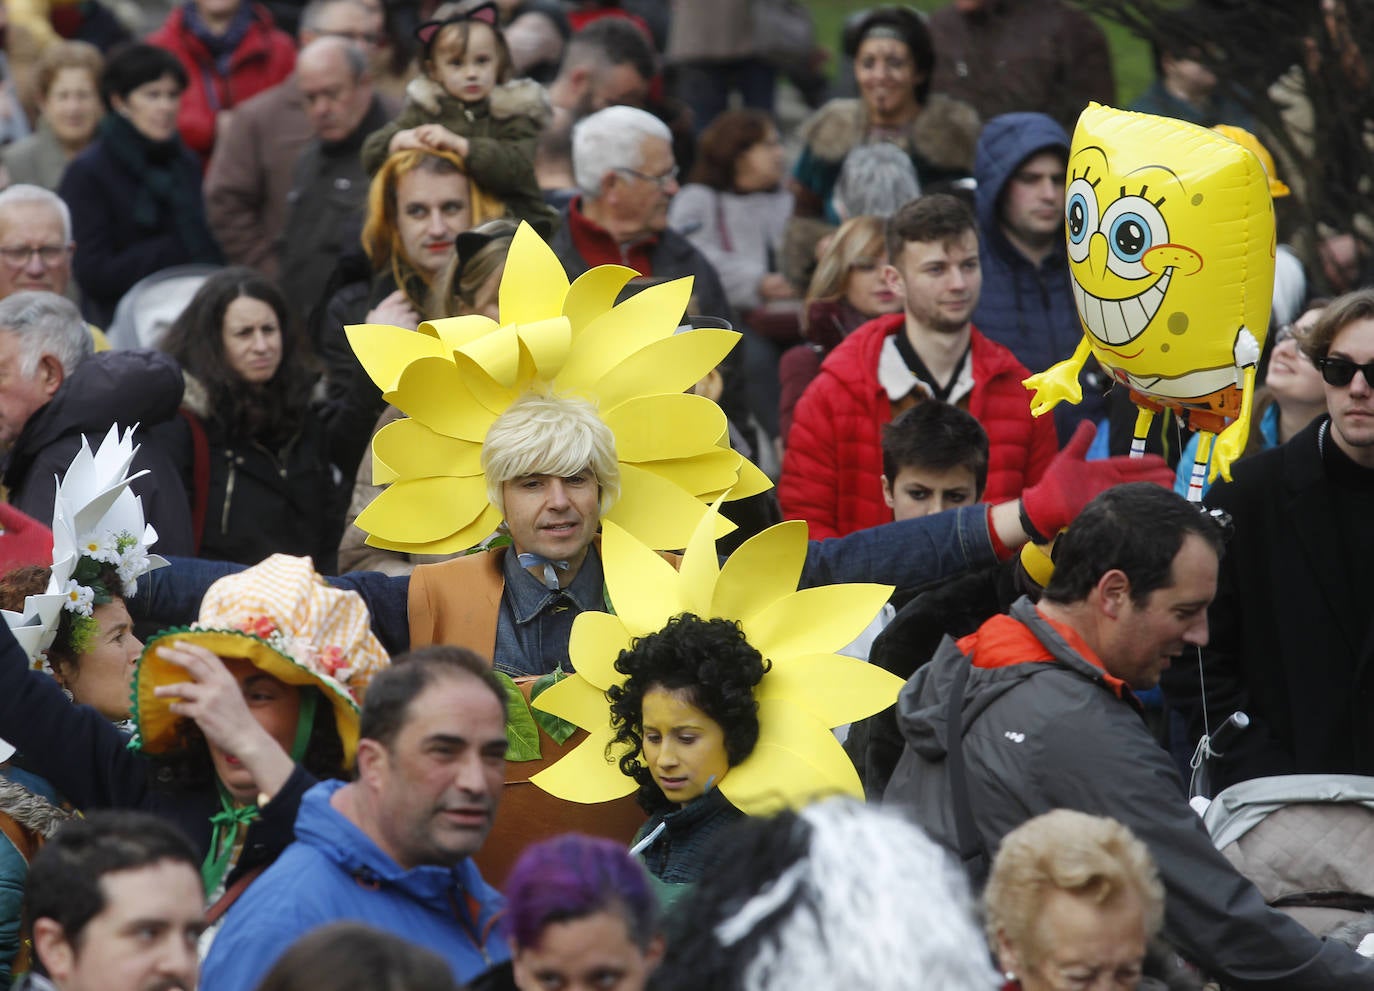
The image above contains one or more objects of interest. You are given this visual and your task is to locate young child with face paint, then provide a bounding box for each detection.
[360,0,559,237]
[607,614,771,910]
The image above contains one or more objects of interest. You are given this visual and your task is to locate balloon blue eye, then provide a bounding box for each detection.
[1109,213,1151,263]
[1067,193,1090,243]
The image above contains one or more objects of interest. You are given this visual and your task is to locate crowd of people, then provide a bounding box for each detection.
[0,0,1366,989]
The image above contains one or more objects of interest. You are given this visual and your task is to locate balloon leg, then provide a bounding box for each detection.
[1130,408,1154,458]
[1186,432,1215,503]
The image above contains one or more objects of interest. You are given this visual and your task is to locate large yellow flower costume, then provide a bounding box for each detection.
[345,223,772,555]
[529,504,906,814]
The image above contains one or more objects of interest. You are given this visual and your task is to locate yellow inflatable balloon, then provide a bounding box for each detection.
[1024,103,1276,496]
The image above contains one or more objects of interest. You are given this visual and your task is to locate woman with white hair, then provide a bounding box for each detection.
[652,798,998,991]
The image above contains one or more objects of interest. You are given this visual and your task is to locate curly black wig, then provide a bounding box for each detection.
[606,614,771,811]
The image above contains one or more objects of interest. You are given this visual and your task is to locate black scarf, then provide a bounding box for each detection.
[98,112,220,264]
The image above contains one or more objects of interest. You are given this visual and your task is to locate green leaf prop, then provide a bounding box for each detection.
[496,671,542,762]
[529,669,578,745]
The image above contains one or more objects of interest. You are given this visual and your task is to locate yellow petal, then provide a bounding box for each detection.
[388,357,498,441]
[456,323,523,388]
[361,504,504,555]
[345,324,448,391]
[742,584,894,659]
[756,653,904,727]
[633,448,745,498]
[712,520,809,621]
[609,464,735,553]
[354,476,488,543]
[602,394,727,462]
[720,699,862,813]
[720,455,775,500]
[555,278,693,388]
[567,611,634,691]
[499,222,570,325]
[675,500,724,618]
[372,418,483,479]
[450,350,522,417]
[589,329,741,409]
[419,314,499,351]
[529,724,637,805]
[370,446,397,486]
[600,519,686,635]
[563,264,638,337]
[529,673,608,730]
[515,316,573,380]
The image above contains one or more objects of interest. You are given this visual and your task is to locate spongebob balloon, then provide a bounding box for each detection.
[1024,103,1276,499]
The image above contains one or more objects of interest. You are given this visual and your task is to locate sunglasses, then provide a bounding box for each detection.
[1316,355,1374,388]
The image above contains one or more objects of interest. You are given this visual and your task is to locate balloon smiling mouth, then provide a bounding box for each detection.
[1072,268,1173,347]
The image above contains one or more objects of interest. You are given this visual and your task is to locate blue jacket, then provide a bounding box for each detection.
[201,780,510,991]
[972,112,1105,441]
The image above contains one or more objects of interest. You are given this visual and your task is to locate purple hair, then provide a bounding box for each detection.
[504,834,658,950]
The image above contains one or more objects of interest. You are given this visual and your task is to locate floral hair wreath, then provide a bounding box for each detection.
[3,425,166,673]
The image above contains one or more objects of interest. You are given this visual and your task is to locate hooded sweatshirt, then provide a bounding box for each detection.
[972,112,1107,441]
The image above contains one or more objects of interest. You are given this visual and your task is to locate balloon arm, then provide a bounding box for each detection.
[1208,365,1257,483]
[1023,337,1092,416]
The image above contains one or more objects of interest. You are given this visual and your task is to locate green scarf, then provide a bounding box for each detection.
[201,688,318,896]
[97,112,221,266]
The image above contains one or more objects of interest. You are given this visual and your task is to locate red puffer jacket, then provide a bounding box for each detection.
[779,312,1058,539]
[148,3,296,164]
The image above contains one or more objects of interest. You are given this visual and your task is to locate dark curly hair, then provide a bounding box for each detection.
[606,614,770,812]
[0,563,123,682]
[159,267,317,449]
[147,686,346,793]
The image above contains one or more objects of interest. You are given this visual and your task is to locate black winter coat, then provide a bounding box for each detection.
[158,394,346,574]
[3,349,195,556]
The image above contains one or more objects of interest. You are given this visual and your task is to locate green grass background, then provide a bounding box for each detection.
[798,1,1153,106]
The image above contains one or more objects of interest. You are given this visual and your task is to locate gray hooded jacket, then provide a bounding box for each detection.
[884,596,1374,989]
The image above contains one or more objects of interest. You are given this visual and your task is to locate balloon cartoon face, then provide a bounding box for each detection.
[1057,105,1275,428]
[1064,107,1274,412]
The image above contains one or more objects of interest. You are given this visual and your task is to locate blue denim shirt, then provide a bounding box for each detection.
[495,546,607,676]
[134,505,999,665]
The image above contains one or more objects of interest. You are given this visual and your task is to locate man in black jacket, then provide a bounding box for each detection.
[0,292,193,554]
[1164,287,1374,787]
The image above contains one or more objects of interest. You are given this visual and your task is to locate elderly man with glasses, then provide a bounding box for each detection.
[1163,287,1374,789]
[548,105,733,330]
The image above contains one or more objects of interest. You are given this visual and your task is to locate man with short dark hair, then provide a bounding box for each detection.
[885,483,1374,988]
[19,810,205,991]
[1164,288,1374,787]
[201,645,512,991]
[546,17,655,127]
[881,401,989,520]
[781,193,1058,539]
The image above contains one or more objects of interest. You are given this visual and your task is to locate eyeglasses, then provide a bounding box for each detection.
[0,244,67,267]
[1275,323,1306,345]
[615,165,680,190]
[1316,355,1374,388]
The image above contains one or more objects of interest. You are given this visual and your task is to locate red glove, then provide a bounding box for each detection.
[1019,422,1174,541]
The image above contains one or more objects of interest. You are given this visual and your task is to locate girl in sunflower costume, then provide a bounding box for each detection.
[528,504,907,912]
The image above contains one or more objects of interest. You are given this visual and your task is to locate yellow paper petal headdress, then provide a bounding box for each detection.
[529,503,904,815]
[347,224,773,555]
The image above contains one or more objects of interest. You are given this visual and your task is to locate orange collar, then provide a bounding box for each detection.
[958,609,1128,698]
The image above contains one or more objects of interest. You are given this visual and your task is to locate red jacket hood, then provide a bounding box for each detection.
[959,610,1129,698]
